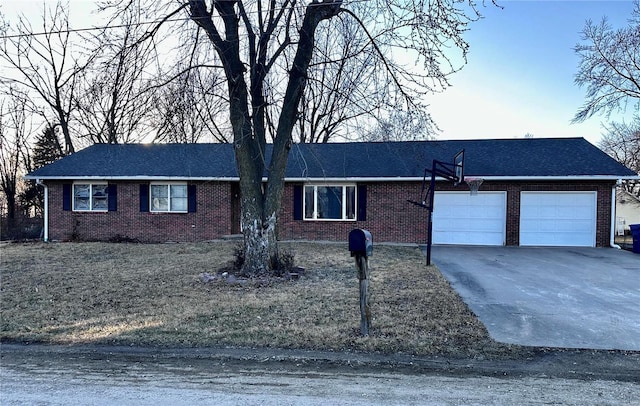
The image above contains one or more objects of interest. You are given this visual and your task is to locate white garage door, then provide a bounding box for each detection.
[433,192,506,245]
[520,192,596,247]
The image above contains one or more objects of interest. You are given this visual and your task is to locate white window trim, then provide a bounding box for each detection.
[72,182,108,212]
[303,184,357,221]
[150,182,188,213]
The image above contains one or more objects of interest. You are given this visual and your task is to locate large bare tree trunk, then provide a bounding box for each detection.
[189,0,341,276]
[182,0,484,275]
[240,193,278,276]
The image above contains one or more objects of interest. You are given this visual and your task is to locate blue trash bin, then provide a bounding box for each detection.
[630,224,640,254]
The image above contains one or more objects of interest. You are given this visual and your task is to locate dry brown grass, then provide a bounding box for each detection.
[1,241,506,357]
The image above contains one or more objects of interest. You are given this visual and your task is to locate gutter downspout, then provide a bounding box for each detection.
[610,180,622,249]
[36,179,48,242]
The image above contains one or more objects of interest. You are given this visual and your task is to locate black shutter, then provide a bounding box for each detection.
[188,184,197,213]
[62,184,72,211]
[293,185,303,220]
[357,184,367,221]
[108,184,117,211]
[139,184,149,212]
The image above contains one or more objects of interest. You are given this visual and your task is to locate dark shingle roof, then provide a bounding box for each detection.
[27,143,237,179]
[25,138,638,180]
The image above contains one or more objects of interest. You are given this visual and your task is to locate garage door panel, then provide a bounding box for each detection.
[521,219,592,233]
[472,218,506,231]
[436,231,501,244]
[556,206,590,218]
[433,192,506,246]
[520,192,596,247]
[523,231,588,246]
[554,219,593,232]
[438,218,503,231]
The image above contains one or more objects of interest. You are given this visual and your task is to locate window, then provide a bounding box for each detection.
[150,184,188,212]
[304,185,356,221]
[73,183,108,211]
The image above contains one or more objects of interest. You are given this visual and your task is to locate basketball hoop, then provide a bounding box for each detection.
[465,177,484,196]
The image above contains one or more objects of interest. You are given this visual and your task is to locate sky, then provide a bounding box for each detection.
[1,0,636,146]
[428,0,635,145]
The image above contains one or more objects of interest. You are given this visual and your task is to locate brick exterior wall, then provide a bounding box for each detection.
[278,182,429,244]
[279,180,615,247]
[47,181,234,242]
[45,179,616,247]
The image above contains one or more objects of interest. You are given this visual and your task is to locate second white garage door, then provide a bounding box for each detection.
[520,192,596,247]
[433,192,506,245]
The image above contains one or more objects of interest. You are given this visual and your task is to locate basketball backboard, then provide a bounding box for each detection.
[453,149,464,186]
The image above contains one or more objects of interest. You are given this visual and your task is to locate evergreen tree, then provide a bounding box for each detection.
[19,124,65,216]
[33,124,65,168]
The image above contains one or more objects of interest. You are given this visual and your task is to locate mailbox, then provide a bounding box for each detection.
[349,229,373,257]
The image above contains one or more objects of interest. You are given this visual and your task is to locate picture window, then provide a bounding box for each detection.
[303,185,356,221]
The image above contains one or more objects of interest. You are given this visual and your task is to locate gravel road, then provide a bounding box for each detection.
[1,345,638,405]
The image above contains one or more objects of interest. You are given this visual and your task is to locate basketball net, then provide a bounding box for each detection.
[465,177,484,196]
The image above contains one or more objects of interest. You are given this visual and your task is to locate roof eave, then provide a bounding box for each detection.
[23,175,241,181]
[25,175,640,182]
[480,175,640,181]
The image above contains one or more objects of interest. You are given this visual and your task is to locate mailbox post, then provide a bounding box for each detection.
[349,229,372,336]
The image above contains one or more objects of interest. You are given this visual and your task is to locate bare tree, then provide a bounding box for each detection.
[295,15,391,143]
[74,2,159,144]
[107,0,493,275]
[0,95,31,232]
[151,67,232,143]
[573,1,640,122]
[599,121,640,197]
[0,1,90,154]
[180,0,342,275]
[574,1,640,195]
[364,109,434,142]
[283,5,440,144]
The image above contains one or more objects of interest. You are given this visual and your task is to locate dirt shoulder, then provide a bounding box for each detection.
[1,343,638,383]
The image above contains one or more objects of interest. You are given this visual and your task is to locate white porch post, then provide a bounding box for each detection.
[37,179,48,242]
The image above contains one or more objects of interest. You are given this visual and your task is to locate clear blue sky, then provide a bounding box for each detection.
[2,0,635,145]
[429,0,635,145]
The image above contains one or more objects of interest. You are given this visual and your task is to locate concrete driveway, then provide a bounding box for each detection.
[431,246,640,351]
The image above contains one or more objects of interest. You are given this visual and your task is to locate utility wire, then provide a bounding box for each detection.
[1,16,193,40]
[0,0,357,40]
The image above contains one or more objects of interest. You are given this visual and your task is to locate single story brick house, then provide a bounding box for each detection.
[25,137,638,247]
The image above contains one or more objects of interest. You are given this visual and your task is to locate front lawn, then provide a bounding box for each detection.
[1,241,515,357]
